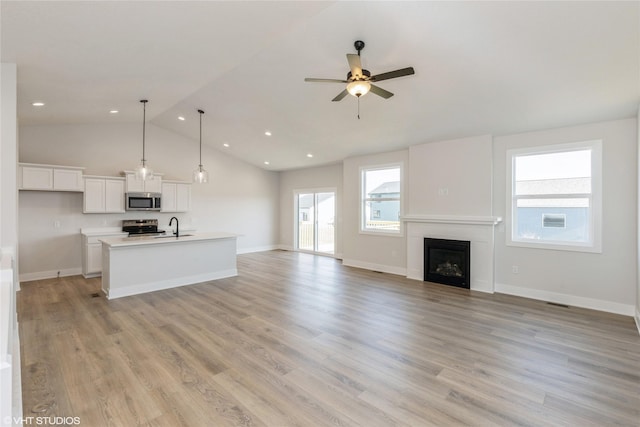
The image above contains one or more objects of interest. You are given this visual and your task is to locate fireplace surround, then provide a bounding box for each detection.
[404,214,501,293]
[424,237,471,289]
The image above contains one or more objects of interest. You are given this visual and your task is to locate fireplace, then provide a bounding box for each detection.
[424,238,470,289]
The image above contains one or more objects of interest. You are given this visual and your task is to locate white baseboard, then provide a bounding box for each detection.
[105,269,238,300]
[495,282,635,317]
[342,258,407,276]
[236,245,280,255]
[635,308,640,336]
[19,267,82,283]
[273,245,344,261]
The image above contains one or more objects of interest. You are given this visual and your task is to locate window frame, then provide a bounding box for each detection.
[359,163,404,236]
[506,140,602,253]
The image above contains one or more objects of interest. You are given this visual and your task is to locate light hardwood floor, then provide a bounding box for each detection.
[19,251,640,426]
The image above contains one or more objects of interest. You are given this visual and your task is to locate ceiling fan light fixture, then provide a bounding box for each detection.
[347,80,371,97]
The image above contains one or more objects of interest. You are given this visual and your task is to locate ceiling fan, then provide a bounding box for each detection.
[304,40,415,102]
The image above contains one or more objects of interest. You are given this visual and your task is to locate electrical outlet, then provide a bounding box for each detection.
[512,265,519,274]
[54,220,61,228]
[438,188,449,196]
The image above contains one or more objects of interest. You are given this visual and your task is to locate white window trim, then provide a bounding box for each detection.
[359,163,404,237]
[506,140,602,253]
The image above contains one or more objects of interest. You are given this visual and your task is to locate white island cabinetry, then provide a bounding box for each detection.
[101,232,238,299]
[84,176,125,213]
[161,181,191,212]
[81,229,128,278]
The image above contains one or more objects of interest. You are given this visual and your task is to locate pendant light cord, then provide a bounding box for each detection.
[141,99,148,163]
[198,109,204,167]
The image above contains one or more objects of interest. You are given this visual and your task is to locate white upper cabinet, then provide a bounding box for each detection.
[84,178,105,212]
[124,172,162,193]
[53,168,84,191]
[19,163,84,191]
[105,179,125,212]
[21,166,53,190]
[84,176,125,213]
[161,181,191,212]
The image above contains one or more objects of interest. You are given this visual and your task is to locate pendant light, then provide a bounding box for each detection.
[193,109,209,183]
[135,99,154,181]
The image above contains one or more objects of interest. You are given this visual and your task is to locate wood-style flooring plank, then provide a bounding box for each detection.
[18,250,640,426]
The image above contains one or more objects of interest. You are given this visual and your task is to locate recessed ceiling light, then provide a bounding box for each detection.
[109,110,119,114]
[178,116,185,121]
[223,143,230,148]
[264,161,270,165]
[32,102,45,107]
[264,131,272,136]
[307,153,313,158]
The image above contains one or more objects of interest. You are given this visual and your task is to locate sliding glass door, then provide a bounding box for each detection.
[296,191,335,254]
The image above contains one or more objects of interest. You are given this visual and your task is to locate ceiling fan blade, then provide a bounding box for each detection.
[305,78,349,83]
[369,84,394,99]
[370,67,415,82]
[346,54,363,78]
[331,89,349,102]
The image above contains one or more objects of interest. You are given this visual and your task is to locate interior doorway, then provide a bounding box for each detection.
[296,191,335,254]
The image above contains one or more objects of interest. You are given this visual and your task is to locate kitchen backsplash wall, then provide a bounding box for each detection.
[18,122,280,279]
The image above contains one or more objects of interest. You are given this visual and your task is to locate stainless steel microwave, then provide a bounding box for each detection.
[125,192,161,211]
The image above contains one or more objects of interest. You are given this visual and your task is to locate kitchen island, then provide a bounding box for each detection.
[100,232,238,299]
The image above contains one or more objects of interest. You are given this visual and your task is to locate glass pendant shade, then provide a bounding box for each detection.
[135,160,153,181]
[194,109,208,184]
[136,99,153,181]
[193,165,209,183]
[347,80,371,97]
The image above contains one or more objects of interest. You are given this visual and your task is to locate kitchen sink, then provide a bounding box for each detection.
[153,234,194,239]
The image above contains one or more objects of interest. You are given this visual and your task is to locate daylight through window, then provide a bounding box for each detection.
[507,140,602,252]
[361,165,401,234]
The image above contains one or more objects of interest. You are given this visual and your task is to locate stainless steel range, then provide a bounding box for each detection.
[122,219,166,236]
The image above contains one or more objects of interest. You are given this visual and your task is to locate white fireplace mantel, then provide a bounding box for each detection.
[402,214,502,226]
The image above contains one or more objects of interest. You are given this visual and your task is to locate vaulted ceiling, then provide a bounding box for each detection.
[2,1,638,171]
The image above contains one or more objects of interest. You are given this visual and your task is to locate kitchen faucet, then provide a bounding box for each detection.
[169,217,179,238]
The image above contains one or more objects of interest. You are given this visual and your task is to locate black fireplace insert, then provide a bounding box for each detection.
[424,238,470,289]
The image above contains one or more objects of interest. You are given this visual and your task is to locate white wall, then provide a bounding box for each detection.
[342,150,409,275]
[408,135,493,216]
[1,64,18,258]
[279,163,343,256]
[18,123,280,279]
[1,62,22,427]
[493,118,637,315]
[636,105,640,330]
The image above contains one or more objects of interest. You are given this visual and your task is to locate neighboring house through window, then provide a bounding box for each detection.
[507,140,602,252]
[361,164,402,234]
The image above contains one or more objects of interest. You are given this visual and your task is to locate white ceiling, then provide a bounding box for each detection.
[2,1,639,171]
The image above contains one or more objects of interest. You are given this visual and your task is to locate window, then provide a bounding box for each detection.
[507,140,602,252]
[361,164,402,234]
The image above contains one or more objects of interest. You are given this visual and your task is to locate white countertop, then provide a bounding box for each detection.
[100,232,238,248]
[81,226,196,237]
[81,227,128,237]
